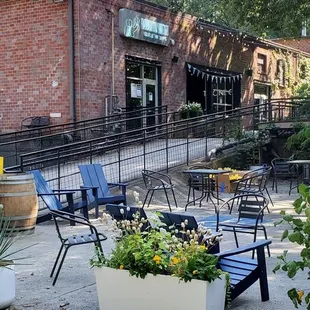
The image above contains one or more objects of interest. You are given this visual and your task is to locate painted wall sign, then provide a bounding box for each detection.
[213,89,232,96]
[119,8,169,46]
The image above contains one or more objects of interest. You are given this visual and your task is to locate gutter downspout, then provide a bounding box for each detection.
[68,0,76,122]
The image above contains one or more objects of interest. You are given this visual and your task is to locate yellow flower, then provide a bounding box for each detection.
[298,290,304,301]
[153,255,161,264]
[171,256,181,265]
[192,270,198,275]
[119,264,124,270]
[200,245,206,250]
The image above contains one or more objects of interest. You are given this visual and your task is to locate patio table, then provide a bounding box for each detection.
[183,169,231,211]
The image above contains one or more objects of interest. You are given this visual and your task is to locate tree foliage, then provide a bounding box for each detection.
[149,0,310,38]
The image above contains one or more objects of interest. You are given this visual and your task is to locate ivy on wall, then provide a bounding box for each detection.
[294,56,310,97]
[271,50,310,97]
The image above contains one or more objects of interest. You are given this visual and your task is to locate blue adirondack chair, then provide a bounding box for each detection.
[79,164,127,218]
[30,170,89,225]
[217,239,272,302]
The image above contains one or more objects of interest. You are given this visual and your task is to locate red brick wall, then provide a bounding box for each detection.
[0,0,70,132]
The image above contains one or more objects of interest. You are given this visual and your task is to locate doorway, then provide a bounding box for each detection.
[125,61,160,130]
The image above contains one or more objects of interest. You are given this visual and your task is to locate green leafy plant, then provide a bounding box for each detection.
[273,183,310,309]
[286,124,310,159]
[0,205,31,267]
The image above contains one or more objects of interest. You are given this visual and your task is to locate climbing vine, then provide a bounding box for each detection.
[294,56,310,97]
[271,49,294,95]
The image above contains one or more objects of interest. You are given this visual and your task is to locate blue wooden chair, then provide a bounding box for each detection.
[30,170,89,225]
[217,239,272,302]
[79,164,127,218]
[158,211,220,254]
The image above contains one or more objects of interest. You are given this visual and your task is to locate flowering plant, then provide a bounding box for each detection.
[179,102,203,119]
[90,207,224,284]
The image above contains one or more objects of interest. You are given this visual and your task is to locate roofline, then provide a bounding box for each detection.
[133,0,310,57]
[273,36,310,41]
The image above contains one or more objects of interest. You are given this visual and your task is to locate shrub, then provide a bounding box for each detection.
[273,184,310,309]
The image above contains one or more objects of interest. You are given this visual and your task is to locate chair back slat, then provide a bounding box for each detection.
[238,197,265,221]
[79,164,110,201]
[30,170,62,211]
[142,170,162,188]
[271,158,292,174]
[159,211,198,230]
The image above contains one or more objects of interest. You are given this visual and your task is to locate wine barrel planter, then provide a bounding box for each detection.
[0,173,39,234]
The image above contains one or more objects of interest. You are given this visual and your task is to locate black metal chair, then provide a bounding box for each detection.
[233,167,273,210]
[49,210,107,286]
[141,169,178,212]
[216,194,270,258]
[185,165,215,205]
[21,116,50,130]
[271,158,299,194]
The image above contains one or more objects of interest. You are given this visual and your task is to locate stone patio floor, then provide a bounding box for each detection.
[7,166,308,310]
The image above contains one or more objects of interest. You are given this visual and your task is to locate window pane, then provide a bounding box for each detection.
[144,66,156,79]
[126,62,141,78]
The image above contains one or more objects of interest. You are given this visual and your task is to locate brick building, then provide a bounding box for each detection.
[1,0,310,132]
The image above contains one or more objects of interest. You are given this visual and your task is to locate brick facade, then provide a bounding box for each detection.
[0,0,70,131]
[0,0,308,132]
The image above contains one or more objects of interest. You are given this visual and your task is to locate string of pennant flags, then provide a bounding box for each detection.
[187,64,243,83]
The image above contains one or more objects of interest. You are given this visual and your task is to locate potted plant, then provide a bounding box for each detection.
[273,183,310,309]
[91,210,228,310]
[188,102,203,118]
[0,204,31,309]
[179,103,190,119]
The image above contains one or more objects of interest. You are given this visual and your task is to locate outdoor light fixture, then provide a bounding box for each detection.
[52,0,65,3]
[246,69,253,77]
[172,55,179,63]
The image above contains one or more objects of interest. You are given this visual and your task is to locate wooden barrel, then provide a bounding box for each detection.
[0,173,39,234]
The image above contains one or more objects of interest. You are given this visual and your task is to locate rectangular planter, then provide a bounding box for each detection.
[94,267,226,310]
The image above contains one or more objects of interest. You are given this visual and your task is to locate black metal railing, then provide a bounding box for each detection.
[3,97,309,214]
[0,106,168,167]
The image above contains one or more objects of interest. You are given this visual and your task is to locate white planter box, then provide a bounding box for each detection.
[0,266,15,309]
[94,267,226,310]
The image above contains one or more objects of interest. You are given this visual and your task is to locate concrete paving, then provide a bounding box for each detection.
[7,166,308,310]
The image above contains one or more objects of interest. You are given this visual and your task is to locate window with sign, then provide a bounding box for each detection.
[257,54,267,74]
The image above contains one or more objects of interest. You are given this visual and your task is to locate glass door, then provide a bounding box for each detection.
[144,81,157,129]
[126,61,158,130]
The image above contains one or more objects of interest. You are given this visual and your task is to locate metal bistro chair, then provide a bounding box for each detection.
[49,210,107,286]
[216,194,270,258]
[233,167,273,210]
[271,158,299,194]
[141,169,178,212]
[185,165,215,205]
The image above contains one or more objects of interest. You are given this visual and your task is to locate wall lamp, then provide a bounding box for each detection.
[52,0,65,3]
[172,55,179,63]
